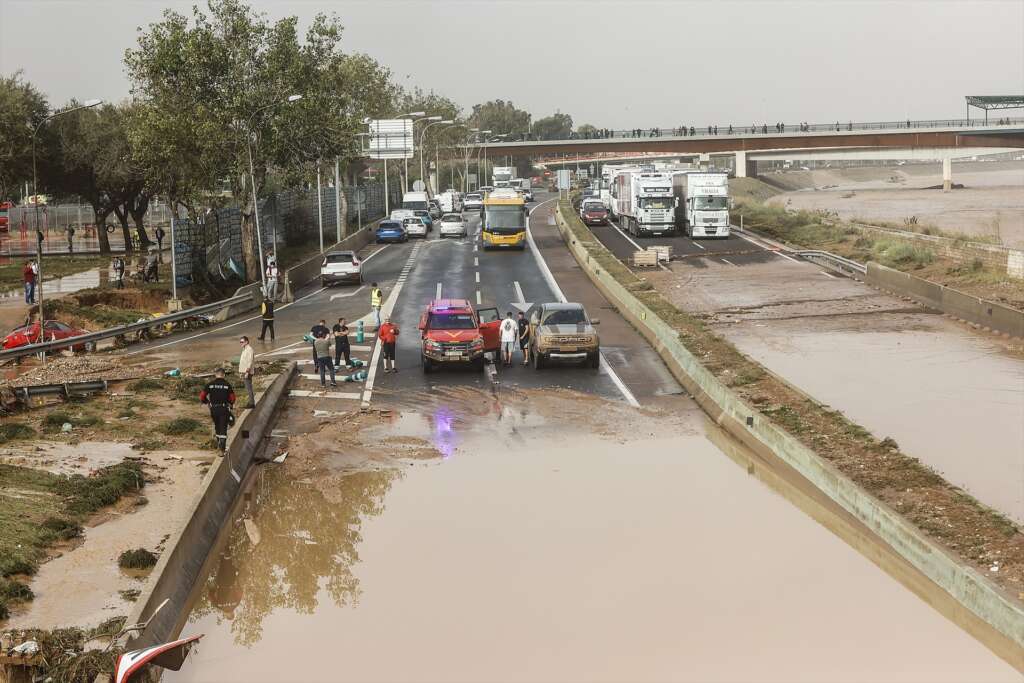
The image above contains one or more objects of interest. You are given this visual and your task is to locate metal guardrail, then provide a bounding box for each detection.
[797,250,867,276]
[0,292,254,363]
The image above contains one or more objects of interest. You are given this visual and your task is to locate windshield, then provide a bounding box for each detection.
[541,307,587,326]
[403,218,422,227]
[640,197,673,209]
[428,313,477,329]
[441,215,462,223]
[324,253,353,263]
[466,194,481,201]
[484,205,526,233]
[379,221,402,231]
[403,201,428,211]
[583,203,605,213]
[694,196,728,210]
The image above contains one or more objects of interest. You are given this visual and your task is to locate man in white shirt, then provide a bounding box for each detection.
[238,336,256,407]
[499,312,518,367]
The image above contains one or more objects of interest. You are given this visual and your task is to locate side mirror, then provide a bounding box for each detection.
[590,318,601,325]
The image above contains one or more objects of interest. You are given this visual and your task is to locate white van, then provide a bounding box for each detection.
[402,191,430,212]
[436,190,463,214]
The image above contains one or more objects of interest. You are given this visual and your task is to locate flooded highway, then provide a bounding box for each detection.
[166,388,1017,682]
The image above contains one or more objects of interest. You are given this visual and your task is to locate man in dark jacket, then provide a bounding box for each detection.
[258,297,275,341]
[200,368,236,453]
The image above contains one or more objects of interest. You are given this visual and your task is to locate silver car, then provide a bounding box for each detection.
[529,302,601,369]
[438,213,467,238]
[403,216,428,238]
[463,193,483,211]
[320,250,362,286]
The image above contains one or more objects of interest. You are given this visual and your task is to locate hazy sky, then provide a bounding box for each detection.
[2,0,1022,128]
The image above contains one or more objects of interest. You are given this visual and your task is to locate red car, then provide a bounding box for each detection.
[580,200,609,226]
[418,299,501,372]
[3,320,92,352]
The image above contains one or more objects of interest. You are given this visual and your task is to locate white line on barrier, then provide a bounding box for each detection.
[526,199,641,409]
[776,252,801,264]
[513,281,525,303]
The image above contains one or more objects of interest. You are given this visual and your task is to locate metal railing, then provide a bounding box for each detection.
[796,250,867,276]
[0,292,255,363]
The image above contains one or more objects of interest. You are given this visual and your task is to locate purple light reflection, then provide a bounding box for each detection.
[432,407,458,459]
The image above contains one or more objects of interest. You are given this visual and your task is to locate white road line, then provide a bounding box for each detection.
[721,258,738,267]
[476,290,482,305]
[473,244,478,252]
[513,280,525,303]
[329,285,366,300]
[475,271,480,283]
[289,389,362,400]
[777,251,801,264]
[435,282,443,299]
[299,373,363,382]
[256,339,305,358]
[525,199,641,409]
[820,271,838,279]
[607,218,644,252]
[691,240,706,250]
[474,257,479,267]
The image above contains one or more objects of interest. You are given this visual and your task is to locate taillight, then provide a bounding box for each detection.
[352,259,360,266]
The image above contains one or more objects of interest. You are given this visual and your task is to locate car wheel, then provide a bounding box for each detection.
[473,357,485,372]
[422,356,433,373]
[588,351,600,369]
[532,350,544,369]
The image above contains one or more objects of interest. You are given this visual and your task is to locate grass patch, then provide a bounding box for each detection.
[41,411,103,433]
[56,461,145,517]
[871,239,935,269]
[129,377,164,392]
[41,516,83,540]
[159,417,202,435]
[118,547,157,569]
[119,588,141,602]
[0,422,36,443]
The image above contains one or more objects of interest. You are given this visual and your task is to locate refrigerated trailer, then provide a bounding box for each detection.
[673,171,730,238]
[614,170,676,237]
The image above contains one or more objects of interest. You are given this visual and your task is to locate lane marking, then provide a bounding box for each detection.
[289,389,362,400]
[435,282,442,299]
[525,199,641,409]
[721,258,738,267]
[476,290,482,305]
[256,339,305,358]
[776,251,801,264]
[513,281,525,303]
[820,271,838,279]
[329,285,366,300]
[474,257,479,267]
[691,240,706,250]
[475,271,480,283]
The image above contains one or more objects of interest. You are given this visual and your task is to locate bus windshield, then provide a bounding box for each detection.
[484,205,526,233]
[694,196,728,210]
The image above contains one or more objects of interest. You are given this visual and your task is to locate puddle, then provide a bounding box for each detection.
[166,389,1017,682]
[0,441,137,477]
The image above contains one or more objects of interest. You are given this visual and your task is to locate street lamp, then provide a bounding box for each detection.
[246,93,302,294]
[419,119,454,193]
[31,97,103,359]
[400,112,433,193]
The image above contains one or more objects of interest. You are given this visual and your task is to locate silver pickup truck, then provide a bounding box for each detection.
[529,302,600,369]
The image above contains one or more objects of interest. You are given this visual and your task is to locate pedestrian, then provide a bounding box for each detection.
[310,318,329,364]
[144,248,159,282]
[379,316,399,373]
[258,296,275,341]
[66,226,75,253]
[517,311,530,366]
[264,261,279,301]
[499,312,518,367]
[370,282,383,328]
[112,256,125,290]
[333,317,351,368]
[728,124,734,134]
[22,260,35,305]
[313,331,337,387]
[238,335,256,406]
[199,368,235,453]
[154,226,166,259]
[713,125,719,135]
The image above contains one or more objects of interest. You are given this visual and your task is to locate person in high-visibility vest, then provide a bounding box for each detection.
[370,282,383,328]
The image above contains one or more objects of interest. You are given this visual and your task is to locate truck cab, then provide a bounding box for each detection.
[418,299,501,372]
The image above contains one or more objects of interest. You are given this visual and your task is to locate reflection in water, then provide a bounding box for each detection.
[188,466,400,647]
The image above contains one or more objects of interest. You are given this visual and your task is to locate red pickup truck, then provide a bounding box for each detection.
[418,299,501,372]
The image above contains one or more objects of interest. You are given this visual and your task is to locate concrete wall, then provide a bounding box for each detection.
[552,204,1024,666]
[122,363,298,652]
[866,262,1024,338]
[280,225,377,302]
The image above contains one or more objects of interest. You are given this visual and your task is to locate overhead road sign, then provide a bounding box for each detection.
[367,119,414,159]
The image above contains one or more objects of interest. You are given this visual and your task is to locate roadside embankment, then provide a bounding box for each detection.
[552,200,1024,668]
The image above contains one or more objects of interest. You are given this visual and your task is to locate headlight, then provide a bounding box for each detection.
[470,337,484,349]
[425,340,441,350]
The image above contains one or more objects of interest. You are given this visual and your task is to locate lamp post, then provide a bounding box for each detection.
[31,97,103,359]
[400,112,430,193]
[246,94,302,292]
[477,130,492,189]
[419,119,453,193]
[463,128,480,193]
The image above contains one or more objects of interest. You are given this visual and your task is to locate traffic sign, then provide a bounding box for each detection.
[412,180,426,192]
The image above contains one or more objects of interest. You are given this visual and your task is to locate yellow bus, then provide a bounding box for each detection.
[481,189,527,250]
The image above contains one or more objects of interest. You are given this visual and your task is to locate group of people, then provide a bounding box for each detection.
[498,311,531,367]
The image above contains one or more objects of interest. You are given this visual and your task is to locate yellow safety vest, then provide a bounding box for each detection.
[371,288,382,307]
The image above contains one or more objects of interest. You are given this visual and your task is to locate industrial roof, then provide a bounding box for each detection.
[965,96,1024,109]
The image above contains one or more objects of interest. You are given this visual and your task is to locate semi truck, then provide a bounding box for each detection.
[673,171,730,238]
[613,169,676,237]
[603,165,640,217]
[492,166,515,188]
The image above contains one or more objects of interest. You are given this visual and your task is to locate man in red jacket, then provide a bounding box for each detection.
[22,261,35,304]
[379,316,399,373]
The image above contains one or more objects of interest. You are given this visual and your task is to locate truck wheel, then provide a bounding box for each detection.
[473,357,485,372]
[588,351,600,369]
[532,350,544,369]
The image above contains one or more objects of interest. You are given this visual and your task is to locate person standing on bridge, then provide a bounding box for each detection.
[500,312,518,367]
[370,282,383,328]
[258,296,275,341]
[112,255,125,290]
[379,316,399,373]
[238,336,256,407]
[200,368,235,454]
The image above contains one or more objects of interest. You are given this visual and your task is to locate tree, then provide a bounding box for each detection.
[533,112,574,140]
[0,72,51,202]
[397,87,462,191]
[468,99,531,138]
[125,0,365,280]
[575,123,599,138]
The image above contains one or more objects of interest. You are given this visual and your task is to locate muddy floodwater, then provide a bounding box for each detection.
[167,389,1018,682]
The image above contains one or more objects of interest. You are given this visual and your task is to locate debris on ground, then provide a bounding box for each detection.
[6,356,152,388]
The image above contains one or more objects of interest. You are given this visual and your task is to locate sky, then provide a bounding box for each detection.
[2,0,1022,128]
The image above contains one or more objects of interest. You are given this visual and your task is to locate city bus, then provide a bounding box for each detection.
[481,189,527,250]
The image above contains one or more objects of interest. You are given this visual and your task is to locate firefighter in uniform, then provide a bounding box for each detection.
[199,368,236,453]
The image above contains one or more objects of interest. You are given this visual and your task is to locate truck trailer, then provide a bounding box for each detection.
[492,166,515,188]
[613,170,676,237]
[673,171,730,238]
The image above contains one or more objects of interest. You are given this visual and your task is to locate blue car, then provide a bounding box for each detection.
[413,210,433,231]
[376,220,408,243]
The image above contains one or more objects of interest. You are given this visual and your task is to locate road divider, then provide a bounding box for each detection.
[551,200,1024,666]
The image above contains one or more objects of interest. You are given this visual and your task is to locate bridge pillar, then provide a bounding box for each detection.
[735,151,756,178]
[942,156,952,192]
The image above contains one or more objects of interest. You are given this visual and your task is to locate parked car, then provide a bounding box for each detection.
[3,320,91,352]
[412,210,434,231]
[438,213,468,238]
[402,216,429,238]
[428,199,443,219]
[580,200,609,226]
[463,193,483,211]
[529,302,600,369]
[320,250,362,286]
[375,220,408,243]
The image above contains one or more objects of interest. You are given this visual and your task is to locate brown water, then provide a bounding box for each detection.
[166,390,1018,682]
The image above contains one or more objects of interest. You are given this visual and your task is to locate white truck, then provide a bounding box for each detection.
[602,165,641,216]
[613,169,677,237]
[436,190,463,213]
[492,166,515,188]
[673,171,730,238]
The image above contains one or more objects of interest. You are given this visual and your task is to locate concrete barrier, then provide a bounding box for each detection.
[553,204,1024,664]
[122,362,298,651]
[280,225,377,302]
[866,262,1024,338]
[210,282,263,323]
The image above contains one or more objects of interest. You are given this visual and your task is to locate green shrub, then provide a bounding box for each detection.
[873,240,935,268]
[130,377,164,392]
[118,548,157,569]
[0,422,36,443]
[41,411,101,432]
[0,577,34,602]
[159,417,202,435]
[41,516,83,540]
[55,461,145,516]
